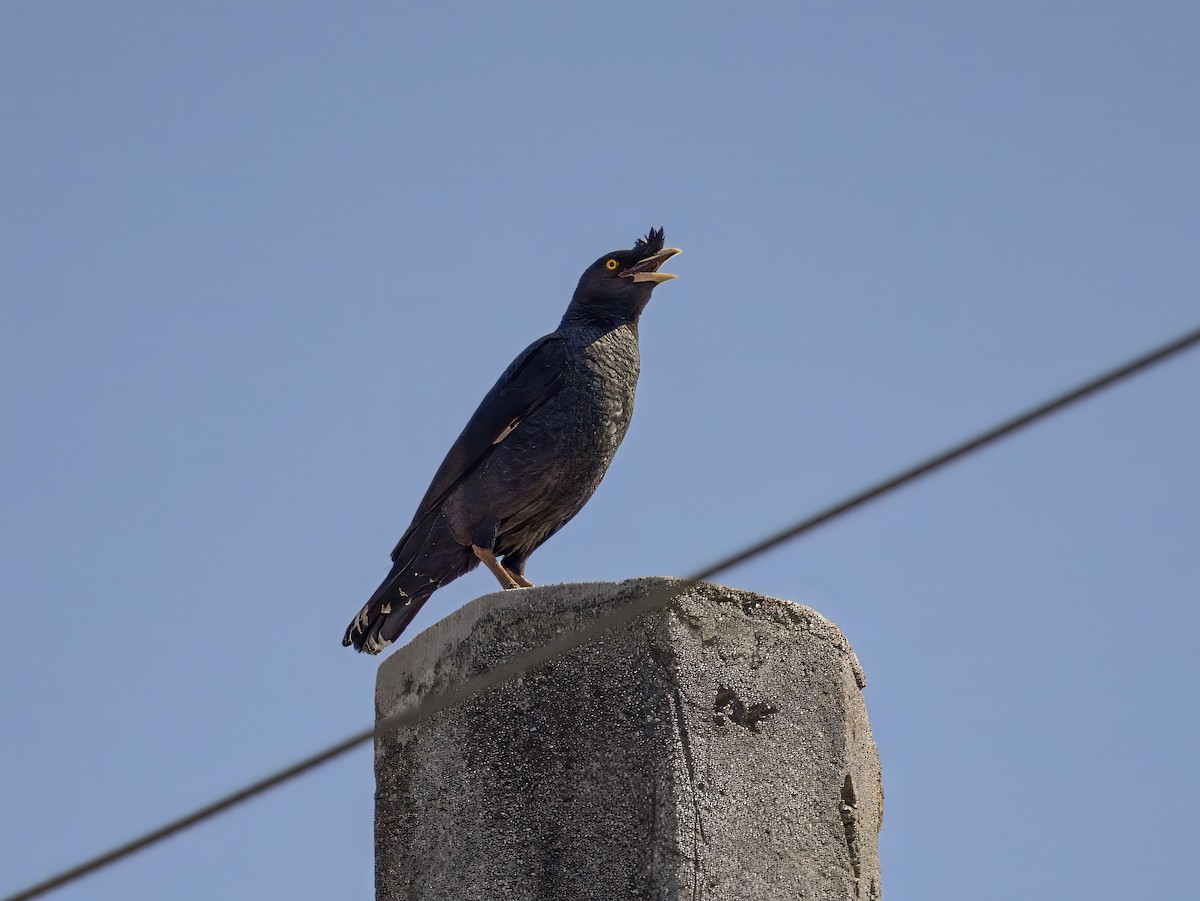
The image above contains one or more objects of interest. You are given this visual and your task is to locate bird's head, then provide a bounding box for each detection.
[562,228,682,328]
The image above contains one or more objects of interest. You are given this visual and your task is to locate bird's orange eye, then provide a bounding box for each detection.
[605,259,618,270]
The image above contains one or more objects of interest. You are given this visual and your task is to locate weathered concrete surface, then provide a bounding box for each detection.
[375,577,882,901]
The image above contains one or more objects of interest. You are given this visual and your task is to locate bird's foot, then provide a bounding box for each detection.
[472,544,520,590]
[511,573,534,588]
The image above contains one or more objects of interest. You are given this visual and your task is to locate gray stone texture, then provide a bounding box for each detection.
[375,577,883,901]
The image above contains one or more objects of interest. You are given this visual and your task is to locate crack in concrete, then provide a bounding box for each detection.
[669,683,705,901]
[839,773,863,897]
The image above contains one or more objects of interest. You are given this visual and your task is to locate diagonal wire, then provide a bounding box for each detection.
[5,323,1199,901]
[2,731,375,901]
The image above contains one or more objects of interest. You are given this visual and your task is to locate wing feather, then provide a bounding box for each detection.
[389,333,567,561]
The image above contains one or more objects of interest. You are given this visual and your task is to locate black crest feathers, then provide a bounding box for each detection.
[633,227,665,256]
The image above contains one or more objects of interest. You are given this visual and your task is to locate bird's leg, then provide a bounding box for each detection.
[501,552,535,588]
[472,544,520,590]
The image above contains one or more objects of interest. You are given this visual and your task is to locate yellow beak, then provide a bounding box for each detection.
[627,247,682,283]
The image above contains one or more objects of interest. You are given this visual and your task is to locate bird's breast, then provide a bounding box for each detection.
[475,324,642,542]
[561,323,641,445]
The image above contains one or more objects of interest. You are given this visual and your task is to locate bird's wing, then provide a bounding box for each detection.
[390,333,568,561]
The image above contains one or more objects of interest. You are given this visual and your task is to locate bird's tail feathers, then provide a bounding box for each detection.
[342,568,431,654]
[343,511,479,654]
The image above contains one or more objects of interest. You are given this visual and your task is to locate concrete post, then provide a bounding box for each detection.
[375,577,882,901]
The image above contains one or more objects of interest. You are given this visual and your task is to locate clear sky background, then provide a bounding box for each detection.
[2,3,1197,899]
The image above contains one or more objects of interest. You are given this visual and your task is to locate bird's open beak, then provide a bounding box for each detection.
[623,247,682,283]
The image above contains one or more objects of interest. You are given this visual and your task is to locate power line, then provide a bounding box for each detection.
[6,323,1198,901]
[690,323,1200,581]
[3,731,374,901]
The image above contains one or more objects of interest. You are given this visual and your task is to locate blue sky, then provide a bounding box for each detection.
[2,2,1198,899]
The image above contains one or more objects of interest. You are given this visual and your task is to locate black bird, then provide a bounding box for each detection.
[344,228,682,653]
